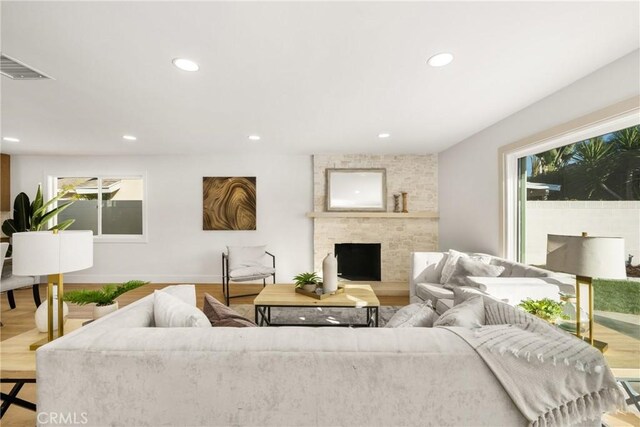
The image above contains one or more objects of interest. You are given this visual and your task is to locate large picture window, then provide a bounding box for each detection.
[499,101,639,371]
[51,175,146,241]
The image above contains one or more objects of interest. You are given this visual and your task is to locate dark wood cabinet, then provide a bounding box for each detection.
[1,153,10,211]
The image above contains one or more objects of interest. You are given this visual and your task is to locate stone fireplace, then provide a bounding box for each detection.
[311,154,439,282]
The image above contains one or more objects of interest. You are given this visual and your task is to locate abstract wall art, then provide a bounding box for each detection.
[203,177,257,230]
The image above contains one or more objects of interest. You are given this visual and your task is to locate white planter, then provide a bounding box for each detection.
[301,284,317,293]
[35,287,69,333]
[322,253,338,294]
[93,302,119,319]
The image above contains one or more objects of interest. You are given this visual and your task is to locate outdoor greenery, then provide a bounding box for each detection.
[1,184,76,256]
[529,125,639,200]
[518,298,568,322]
[593,279,640,315]
[293,272,320,288]
[63,280,148,306]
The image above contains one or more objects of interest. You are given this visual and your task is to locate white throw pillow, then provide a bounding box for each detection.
[439,250,492,284]
[154,290,211,328]
[433,295,485,328]
[227,245,267,270]
[443,257,505,289]
[385,303,439,328]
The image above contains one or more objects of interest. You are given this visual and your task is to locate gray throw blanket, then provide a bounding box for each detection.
[445,315,625,426]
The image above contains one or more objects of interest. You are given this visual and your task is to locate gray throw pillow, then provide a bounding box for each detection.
[203,293,257,327]
[444,257,505,289]
[385,303,439,328]
[434,295,485,328]
[485,301,538,325]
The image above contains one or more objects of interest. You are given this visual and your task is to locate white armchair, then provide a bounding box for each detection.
[1,242,41,309]
[221,245,275,306]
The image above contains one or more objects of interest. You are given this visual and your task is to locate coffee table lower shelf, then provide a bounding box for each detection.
[254,305,379,327]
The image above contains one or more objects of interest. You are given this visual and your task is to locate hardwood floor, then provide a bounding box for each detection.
[1,283,638,426]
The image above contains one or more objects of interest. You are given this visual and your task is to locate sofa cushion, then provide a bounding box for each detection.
[385,303,439,328]
[434,295,485,328]
[435,299,454,315]
[415,282,454,304]
[444,257,505,289]
[229,265,276,281]
[465,277,561,305]
[203,293,257,327]
[440,250,493,284]
[154,290,211,328]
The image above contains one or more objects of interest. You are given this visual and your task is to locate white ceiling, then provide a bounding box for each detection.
[1,1,639,156]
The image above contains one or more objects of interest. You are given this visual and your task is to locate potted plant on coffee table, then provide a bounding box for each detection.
[293,272,321,293]
[63,280,148,319]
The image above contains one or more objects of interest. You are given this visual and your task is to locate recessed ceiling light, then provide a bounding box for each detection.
[427,52,454,67]
[248,135,261,141]
[122,135,137,141]
[172,58,199,72]
[378,133,391,139]
[2,137,20,142]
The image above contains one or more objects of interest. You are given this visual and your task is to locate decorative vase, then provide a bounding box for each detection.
[93,302,119,319]
[322,253,338,294]
[35,286,69,333]
[556,295,589,333]
[401,192,408,213]
[301,284,317,293]
[393,194,401,213]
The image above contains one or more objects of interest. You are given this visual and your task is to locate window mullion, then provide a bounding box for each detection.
[97,177,103,236]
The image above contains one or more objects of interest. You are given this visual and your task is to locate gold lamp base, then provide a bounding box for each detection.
[30,273,65,351]
[574,275,608,353]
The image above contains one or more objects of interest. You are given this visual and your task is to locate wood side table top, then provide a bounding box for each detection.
[1,319,87,379]
[254,284,380,307]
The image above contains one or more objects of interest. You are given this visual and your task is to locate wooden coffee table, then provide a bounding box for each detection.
[0,319,87,419]
[253,284,380,327]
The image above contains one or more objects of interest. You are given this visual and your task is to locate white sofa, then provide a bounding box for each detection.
[410,251,575,314]
[37,285,532,426]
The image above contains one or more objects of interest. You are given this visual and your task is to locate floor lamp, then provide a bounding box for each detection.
[12,230,93,350]
[546,233,626,351]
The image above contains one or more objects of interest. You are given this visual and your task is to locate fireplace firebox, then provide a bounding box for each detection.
[334,243,381,281]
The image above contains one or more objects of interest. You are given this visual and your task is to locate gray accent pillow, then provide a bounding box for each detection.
[433,295,485,328]
[384,303,439,328]
[485,301,538,325]
[444,256,505,289]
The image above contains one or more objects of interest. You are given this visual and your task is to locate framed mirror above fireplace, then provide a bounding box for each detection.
[326,168,387,211]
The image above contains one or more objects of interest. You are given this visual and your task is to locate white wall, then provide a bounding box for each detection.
[438,49,640,256]
[525,201,640,265]
[10,154,313,283]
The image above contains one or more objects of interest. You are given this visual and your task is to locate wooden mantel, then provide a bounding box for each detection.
[306,211,439,219]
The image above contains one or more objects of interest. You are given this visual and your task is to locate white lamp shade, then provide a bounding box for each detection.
[13,230,93,276]
[546,234,626,279]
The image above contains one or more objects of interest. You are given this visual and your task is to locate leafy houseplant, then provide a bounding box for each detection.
[1,184,76,256]
[293,272,321,292]
[63,280,148,319]
[518,298,569,323]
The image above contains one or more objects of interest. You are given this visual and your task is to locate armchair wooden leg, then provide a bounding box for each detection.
[6,290,16,310]
[32,284,42,307]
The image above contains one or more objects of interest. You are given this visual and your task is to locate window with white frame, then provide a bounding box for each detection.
[51,176,145,240]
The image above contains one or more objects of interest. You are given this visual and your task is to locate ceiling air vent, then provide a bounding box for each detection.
[0,54,53,80]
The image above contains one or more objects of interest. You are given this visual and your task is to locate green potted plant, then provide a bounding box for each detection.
[63,280,148,319]
[1,184,76,256]
[518,298,570,324]
[293,272,321,293]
